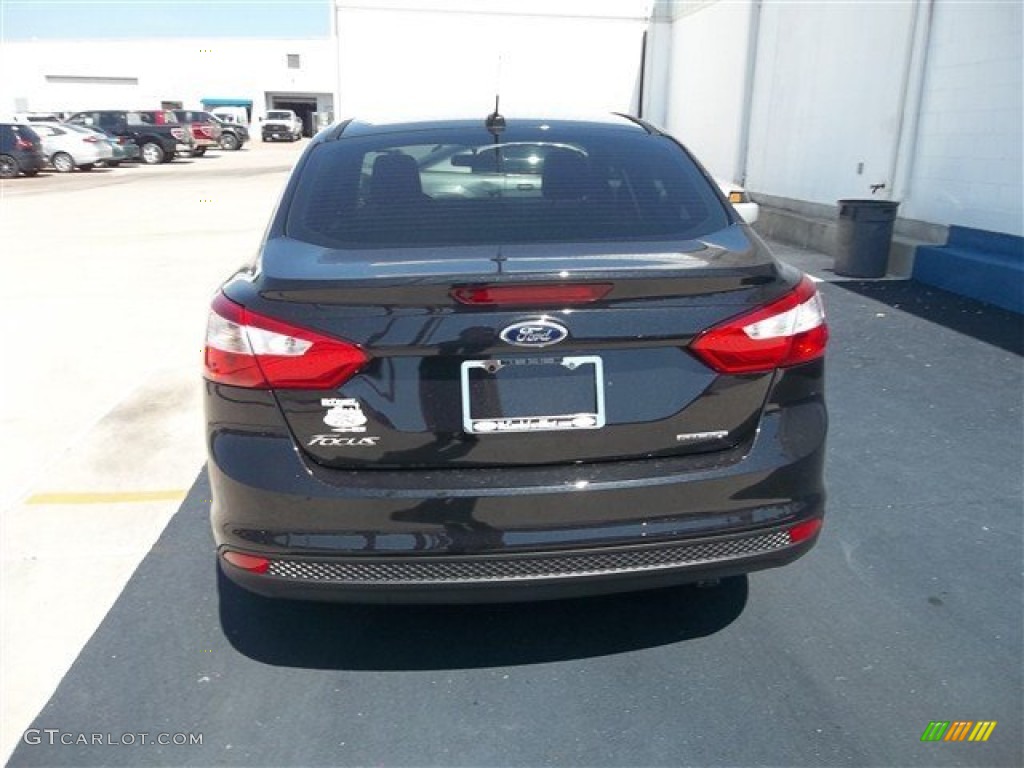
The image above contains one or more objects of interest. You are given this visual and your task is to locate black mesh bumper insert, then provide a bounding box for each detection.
[265,530,793,584]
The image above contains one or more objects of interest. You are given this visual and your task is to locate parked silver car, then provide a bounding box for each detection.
[31,122,113,172]
[72,124,140,166]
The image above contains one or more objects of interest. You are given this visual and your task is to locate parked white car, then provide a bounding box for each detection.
[31,122,113,172]
[716,179,759,224]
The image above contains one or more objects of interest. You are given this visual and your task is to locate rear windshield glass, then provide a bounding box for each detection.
[286,124,731,248]
[11,125,41,142]
[267,112,293,120]
[176,111,212,122]
[126,111,178,126]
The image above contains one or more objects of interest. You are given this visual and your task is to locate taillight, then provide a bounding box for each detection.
[452,283,612,306]
[171,127,184,140]
[14,138,32,150]
[83,136,100,143]
[690,277,828,374]
[204,293,368,389]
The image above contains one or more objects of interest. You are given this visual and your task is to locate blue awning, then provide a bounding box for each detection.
[200,98,253,107]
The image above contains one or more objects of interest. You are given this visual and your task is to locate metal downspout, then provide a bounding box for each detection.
[891,0,935,204]
[736,0,762,187]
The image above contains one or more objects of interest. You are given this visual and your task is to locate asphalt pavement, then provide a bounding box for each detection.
[3,148,1022,767]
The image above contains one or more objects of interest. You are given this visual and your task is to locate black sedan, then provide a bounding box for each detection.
[203,114,828,603]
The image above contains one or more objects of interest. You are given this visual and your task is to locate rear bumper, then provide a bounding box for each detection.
[219,523,821,603]
[262,126,299,140]
[17,152,47,172]
[207,382,827,603]
[74,146,109,164]
[115,145,141,161]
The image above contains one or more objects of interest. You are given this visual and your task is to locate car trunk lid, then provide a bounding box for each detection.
[220,228,794,469]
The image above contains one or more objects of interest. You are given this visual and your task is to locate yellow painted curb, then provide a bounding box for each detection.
[25,490,188,505]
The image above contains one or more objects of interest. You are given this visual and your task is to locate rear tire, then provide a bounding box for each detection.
[219,133,239,151]
[141,142,165,165]
[0,154,19,178]
[52,152,75,173]
[80,163,94,172]
[190,147,207,157]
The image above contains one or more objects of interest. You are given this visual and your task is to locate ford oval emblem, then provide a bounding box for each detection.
[499,319,569,348]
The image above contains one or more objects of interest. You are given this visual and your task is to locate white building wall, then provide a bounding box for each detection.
[657,0,754,184]
[644,0,1024,238]
[0,38,335,120]
[744,0,916,205]
[333,0,650,120]
[901,0,1023,236]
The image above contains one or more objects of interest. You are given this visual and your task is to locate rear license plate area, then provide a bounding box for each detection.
[460,355,605,434]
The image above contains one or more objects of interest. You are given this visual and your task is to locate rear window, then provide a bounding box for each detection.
[127,111,178,126]
[286,124,730,248]
[2,124,40,144]
[175,111,212,123]
[10,125,41,143]
[267,112,293,120]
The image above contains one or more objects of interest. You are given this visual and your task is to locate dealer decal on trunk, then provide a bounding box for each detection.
[311,399,380,446]
[322,398,368,432]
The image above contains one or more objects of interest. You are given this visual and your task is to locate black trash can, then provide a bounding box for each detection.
[834,199,899,278]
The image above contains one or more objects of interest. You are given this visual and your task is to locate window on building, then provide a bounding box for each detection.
[287,54,300,69]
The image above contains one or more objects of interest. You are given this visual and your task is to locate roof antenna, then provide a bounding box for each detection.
[486,94,505,134]
[485,55,505,135]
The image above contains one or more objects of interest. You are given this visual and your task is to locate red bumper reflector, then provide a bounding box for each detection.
[222,551,270,574]
[788,518,823,544]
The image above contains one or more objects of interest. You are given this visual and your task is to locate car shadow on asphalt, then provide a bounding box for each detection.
[832,280,1023,355]
[42,167,118,175]
[102,468,748,677]
[218,569,748,670]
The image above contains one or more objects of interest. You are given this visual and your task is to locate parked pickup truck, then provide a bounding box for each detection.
[261,110,303,142]
[210,116,248,151]
[173,110,222,157]
[66,110,188,164]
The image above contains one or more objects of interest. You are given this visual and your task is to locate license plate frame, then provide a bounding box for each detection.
[460,355,606,435]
